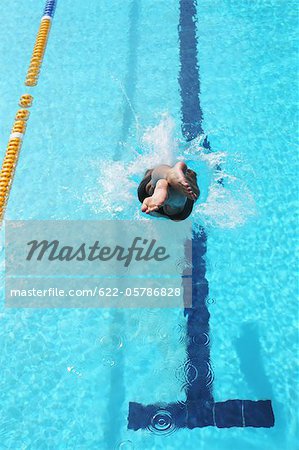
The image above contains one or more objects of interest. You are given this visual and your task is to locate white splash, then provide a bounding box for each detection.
[83,113,256,228]
[83,113,179,217]
[140,113,178,168]
[84,160,134,216]
[191,142,257,229]
[194,177,256,229]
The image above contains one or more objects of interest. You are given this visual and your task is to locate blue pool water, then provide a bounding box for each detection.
[0,0,298,449]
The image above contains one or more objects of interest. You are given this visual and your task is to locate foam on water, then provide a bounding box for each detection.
[83,113,178,216]
[83,113,256,228]
[192,147,256,229]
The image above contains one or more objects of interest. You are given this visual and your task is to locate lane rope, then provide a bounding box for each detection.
[0,0,57,224]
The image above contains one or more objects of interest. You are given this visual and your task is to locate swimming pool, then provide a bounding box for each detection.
[0,0,298,448]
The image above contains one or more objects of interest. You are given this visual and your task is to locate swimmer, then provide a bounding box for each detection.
[137,162,199,221]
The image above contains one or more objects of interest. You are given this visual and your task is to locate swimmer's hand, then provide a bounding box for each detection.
[141,179,168,214]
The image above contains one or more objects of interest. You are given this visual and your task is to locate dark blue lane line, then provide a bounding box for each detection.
[178,0,207,145]
[128,0,274,431]
[113,0,139,161]
[178,0,225,184]
[184,228,213,404]
[179,0,213,407]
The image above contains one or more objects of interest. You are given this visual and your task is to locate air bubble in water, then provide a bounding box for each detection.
[118,440,134,450]
[67,366,82,378]
[102,355,116,367]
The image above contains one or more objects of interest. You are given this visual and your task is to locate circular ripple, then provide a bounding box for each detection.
[175,360,198,386]
[97,334,123,350]
[206,361,215,387]
[147,409,177,436]
[185,363,198,384]
[192,332,210,346]
[176,324,188,344]
[176,387,187,407]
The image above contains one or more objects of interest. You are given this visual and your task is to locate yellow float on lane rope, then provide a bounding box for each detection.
[0,110,27,222]
[0,1,57,224]
[25,17,52,87]
[19,94,33,108]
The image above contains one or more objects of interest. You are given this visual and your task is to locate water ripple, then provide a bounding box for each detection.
[97,334,124,350]
[205,361,215,387]
[192,332,210,346]
[175,359,198,386]
[147,408,177,436]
